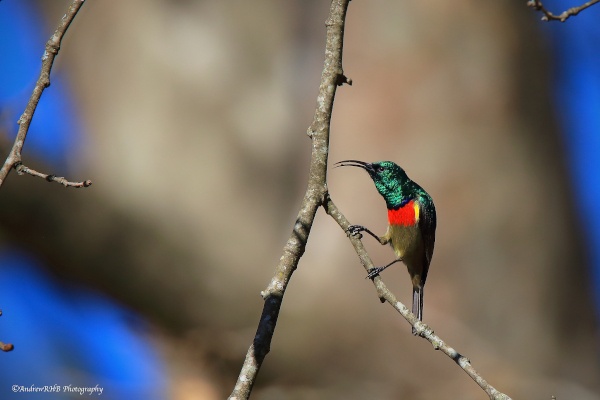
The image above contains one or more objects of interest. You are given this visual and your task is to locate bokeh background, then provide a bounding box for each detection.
[1,0,599,399]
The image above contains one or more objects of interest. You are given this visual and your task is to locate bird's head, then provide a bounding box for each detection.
[335,160,410,206]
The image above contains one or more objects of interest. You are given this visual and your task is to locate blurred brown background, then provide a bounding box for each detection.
[1,0,599,399]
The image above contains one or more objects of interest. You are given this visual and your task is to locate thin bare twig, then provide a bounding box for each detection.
[0,0,90,189]
[527,0,600,22]
[325,198,512,400]
[228,1,351,398]
[14,162,92,188]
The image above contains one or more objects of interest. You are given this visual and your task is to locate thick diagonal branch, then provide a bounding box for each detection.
[228,1,351,399]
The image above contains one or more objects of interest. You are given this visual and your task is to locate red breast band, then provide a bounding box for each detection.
[388,200,419,226]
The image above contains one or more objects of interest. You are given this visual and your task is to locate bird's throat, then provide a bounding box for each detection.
[388,200,419,226]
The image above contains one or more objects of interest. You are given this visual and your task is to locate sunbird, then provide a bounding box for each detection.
[336,160,436,334]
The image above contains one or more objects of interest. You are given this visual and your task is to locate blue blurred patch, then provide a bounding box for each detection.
[0,250,166,400]
[538,1,600,314]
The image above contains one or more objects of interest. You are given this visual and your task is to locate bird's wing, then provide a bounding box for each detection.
[416,192,437,269]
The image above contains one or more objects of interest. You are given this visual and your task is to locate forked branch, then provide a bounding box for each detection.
[527,0,600,21]
[0,0,90,189]
[231,1,513,399]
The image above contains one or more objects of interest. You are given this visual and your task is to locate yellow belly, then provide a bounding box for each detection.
[383,224,425,287]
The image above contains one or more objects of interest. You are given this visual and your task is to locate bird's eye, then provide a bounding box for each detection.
[376,166,384,173]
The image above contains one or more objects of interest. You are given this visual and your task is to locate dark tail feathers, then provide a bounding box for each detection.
[411,287,423,335]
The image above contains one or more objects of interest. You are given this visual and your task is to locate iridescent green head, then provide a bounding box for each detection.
[335,160,412,208]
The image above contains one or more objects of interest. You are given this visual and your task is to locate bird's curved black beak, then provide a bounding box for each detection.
[334,160,375,174]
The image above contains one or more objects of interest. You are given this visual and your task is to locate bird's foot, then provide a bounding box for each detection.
[347,225,366,238]
[365,266,384,280]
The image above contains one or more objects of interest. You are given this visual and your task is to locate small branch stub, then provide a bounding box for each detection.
[0,310,13,352]
[0,342,14,352]
[336,73,352,86]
